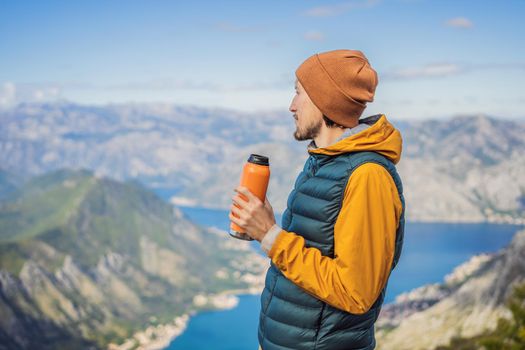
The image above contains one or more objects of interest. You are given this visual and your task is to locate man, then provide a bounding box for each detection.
[229,49,405,350]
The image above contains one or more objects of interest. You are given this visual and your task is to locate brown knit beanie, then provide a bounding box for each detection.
[295,49,378,127]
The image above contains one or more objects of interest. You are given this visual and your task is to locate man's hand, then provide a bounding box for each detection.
[229,186,276,242]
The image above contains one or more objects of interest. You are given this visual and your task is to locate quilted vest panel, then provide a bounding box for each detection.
[258,151,405,350]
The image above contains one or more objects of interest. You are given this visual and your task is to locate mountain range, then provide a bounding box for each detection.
[1,102,524,223]
[376,228,525,349]
[1,102,524,349]
[0,168,266,349]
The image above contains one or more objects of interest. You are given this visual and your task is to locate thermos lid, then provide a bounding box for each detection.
[248,154,269,166]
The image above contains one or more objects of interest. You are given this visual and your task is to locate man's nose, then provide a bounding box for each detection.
[289,100,296,113]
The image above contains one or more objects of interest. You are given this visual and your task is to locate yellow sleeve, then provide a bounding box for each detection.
[268,163,402,314]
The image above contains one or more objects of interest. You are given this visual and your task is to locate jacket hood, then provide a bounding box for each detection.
[308,114,403,164]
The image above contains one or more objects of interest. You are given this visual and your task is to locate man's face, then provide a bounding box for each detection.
[289,79,323,141]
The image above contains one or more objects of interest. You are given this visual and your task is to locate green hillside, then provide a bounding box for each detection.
[0,168,265,349]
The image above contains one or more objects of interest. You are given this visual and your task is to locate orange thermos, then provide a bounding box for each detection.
[230,154,270,241]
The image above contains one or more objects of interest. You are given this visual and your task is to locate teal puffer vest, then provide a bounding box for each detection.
[258,151,405,350]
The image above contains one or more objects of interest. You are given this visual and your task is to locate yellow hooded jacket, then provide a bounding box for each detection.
[268,114,403,314]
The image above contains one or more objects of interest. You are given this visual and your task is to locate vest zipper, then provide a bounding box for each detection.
[309,156,319,176]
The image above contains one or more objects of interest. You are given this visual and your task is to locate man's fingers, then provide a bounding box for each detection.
[230,204,245,218]
[229,212,242,226]
[232,194,248,207]
[235,186,257,202]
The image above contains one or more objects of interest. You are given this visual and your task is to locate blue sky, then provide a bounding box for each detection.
[1,0,524,119]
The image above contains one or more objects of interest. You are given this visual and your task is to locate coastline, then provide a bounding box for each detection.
[107,209,268,350]
[107,277,265,350]
[112,222,522,350]
[107,313,191,350]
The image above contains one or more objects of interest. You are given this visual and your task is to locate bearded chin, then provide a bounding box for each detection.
[294,119,322,141]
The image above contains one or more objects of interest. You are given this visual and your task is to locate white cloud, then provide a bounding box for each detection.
[302,0,380,17]
[0,82,63,108]
[445,17,474,29]
[383,63,464,80]
[383,61,525,81]
[304,31,325,41]
[33,86,61,101]
[0,82,16,107]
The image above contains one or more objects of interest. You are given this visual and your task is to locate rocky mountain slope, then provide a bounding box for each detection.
[0,169,266,349]
[1,102,524,223]
[375,228,525,350]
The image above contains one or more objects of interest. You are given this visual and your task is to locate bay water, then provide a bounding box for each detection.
[164,205,522,350]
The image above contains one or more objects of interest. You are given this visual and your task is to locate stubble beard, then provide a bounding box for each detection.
[293,117,323,141]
